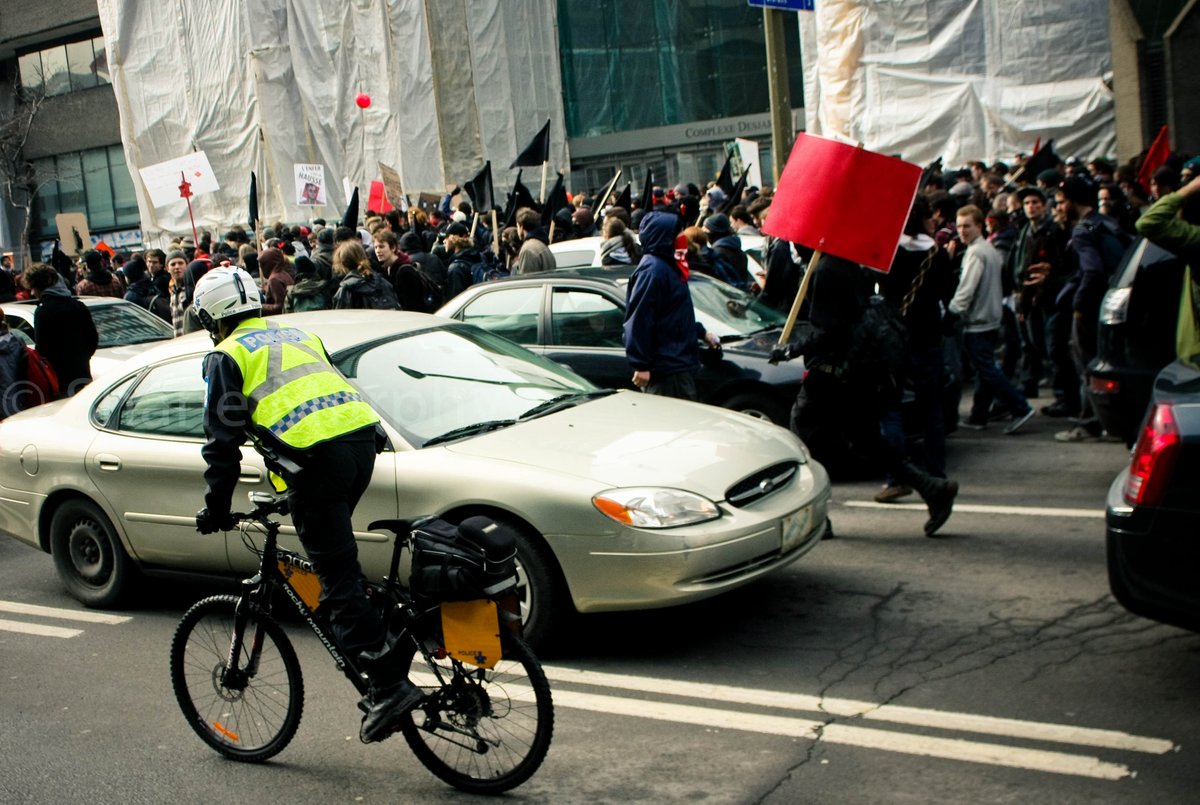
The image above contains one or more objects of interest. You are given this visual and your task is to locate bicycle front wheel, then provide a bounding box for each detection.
[169,594,304,762]
[401,636,553,794]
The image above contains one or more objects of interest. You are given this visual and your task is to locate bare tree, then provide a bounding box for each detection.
[0,62,51,271]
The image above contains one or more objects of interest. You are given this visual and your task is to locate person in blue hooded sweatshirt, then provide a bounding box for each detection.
[623,211,721,400]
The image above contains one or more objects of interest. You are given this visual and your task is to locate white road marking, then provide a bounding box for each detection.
[843,501,1105,519]
[0,618,82,639]
[542,666,1173,780]
[0,601,131,624]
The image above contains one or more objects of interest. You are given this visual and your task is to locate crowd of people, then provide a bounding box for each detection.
[3,145,1198,534]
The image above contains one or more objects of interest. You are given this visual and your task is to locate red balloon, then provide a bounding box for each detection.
[355,93,371,109]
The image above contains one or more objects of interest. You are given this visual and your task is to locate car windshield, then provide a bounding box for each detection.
[690,277,787,339]
[336,323,596,447]
[89,303,175,347]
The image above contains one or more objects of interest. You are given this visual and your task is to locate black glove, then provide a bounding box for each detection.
[196,507,234,534]
[450,185,461,196]
[769,344,793,365]
[941,311,960,336]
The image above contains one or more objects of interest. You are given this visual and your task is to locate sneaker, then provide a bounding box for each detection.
[1054,425,1099,443]
[1040,401,1072,418]
[958,418,987,431]
[987,403,1012,422]
[874,484,913,503]
[360,679,423,743]
[923,479,958,536]
[1003,407,1036,435]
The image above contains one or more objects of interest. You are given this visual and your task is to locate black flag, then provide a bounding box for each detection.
[596,170,622,210]
[504,170,540,226]
[613,182,632,211]
[464,161,496,213]
[640,168,654,211]
[1016,139,1059,182]
[248,172,259,231]
[719,168,749,214]
[715,153,734,196]
[541,172,568,227]
[918,157,943,191]
[510,119,551,168]
[341,186,359,229]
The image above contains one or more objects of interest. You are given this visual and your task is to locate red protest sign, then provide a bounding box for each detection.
[367,181,394,214]
[762,134,921,273]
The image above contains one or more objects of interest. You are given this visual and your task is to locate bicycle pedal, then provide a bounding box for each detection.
[357,697,370,715]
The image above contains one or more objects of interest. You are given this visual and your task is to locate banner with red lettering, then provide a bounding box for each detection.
[762,134,921,273]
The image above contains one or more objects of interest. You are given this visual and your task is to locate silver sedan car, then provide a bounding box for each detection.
[0,311,830,648]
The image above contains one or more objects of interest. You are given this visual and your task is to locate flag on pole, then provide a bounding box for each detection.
[640,168,654,211]
[541,172,568,227]
[761,134,921,273]
[503,171,540,226]
[1138,125,1171,190]
[367,181,394,214]
[715,153,735,196]
[1015,139,1059,183]
[613,182,632,211]
[341,186,359,229]
[248,172,258,231]
[510,119,551,169]
[595,170,622,210]
[719,168,749,214]
[464,161,495,214]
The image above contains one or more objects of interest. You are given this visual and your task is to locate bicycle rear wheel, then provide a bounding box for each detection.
[401,636,553,794]
[169,594,304,762]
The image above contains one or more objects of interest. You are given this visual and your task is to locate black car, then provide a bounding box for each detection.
[1088,237,1184,445]
[436,268,805,425]
[1106,358,1200,632]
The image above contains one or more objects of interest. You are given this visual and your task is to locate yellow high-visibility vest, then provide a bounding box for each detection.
[215,317,379,450]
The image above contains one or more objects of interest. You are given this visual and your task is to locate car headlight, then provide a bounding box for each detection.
[1099,287,1131,325]
[593,488,721,528]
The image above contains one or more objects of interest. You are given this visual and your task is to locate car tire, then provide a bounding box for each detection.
[496,517,571,654]
[720,392,788,427]
[50,499,133,608]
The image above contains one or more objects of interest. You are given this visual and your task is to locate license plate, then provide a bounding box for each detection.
[441,599,502,669]
[781,507,812,553]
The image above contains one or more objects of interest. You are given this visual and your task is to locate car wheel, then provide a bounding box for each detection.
[498,518,570,653]
[720,392,787,426]
[50,499,132,608]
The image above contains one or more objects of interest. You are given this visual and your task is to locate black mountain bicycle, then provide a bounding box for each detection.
[168,492,553,795]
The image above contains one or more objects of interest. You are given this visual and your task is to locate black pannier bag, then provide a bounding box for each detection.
[409,516,518,601]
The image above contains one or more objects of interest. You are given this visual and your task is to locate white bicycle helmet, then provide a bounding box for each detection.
[193,266,262,334]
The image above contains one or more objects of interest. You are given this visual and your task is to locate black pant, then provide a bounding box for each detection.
[646,370,698,401]
[284,434,383,656]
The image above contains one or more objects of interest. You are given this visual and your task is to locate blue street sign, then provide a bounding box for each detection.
[747,0,814,10]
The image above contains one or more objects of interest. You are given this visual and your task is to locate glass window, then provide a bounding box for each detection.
[40,46,70,97]
[30,158,58,239]
[83,149,115,228]
[55,153,85,215]
[116,359,207,438]
[689,275,786,339]
[88,302,175,347]
[91,36,111,86]
[18,52,43,93]
[336,326,590,447]
[459,287,543,345]
[109,146,139,226]
[550,289,624,347]
[92,374,137,429]
[66,39,99,91]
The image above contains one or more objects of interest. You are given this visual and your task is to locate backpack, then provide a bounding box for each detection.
[704,246,750,291]
[415,268,444,313]
[18,346,60,408]
[144,293,172,323]
[845,295,908,393]
[408,517,518,601]
[1084,218,1134,276]
[284,279,330,313]
[471,252,509,285]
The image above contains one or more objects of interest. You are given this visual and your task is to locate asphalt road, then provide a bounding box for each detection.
[1,401,1196,804]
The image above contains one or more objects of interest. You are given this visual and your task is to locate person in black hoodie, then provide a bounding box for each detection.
[24,263,98,397]
[122,257,171,323]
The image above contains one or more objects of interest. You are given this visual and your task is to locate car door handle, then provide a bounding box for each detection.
[95,453,121,471]
[238,467,263,483]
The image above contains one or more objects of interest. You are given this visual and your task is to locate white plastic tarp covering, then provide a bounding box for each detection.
[798,0,1116,166]
[96,0,568,241]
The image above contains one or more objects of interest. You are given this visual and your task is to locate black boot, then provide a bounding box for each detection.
[358,642,423,744]
[898,462,958,537]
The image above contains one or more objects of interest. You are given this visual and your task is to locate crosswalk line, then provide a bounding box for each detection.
[0,601,132,624]
[0,618,82,639]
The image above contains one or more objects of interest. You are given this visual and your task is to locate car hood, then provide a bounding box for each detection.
[92,341,169,380]
[443,390,806,496]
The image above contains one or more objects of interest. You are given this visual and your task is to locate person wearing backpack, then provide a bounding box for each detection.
[331,241,398,310]
[24,262,97,398]
[375,231,434,312]
[122,257,171,323]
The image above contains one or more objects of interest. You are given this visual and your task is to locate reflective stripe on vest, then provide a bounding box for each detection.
[215,318,379,449]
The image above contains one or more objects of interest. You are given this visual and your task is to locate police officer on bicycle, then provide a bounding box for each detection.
[193,266,420,743]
